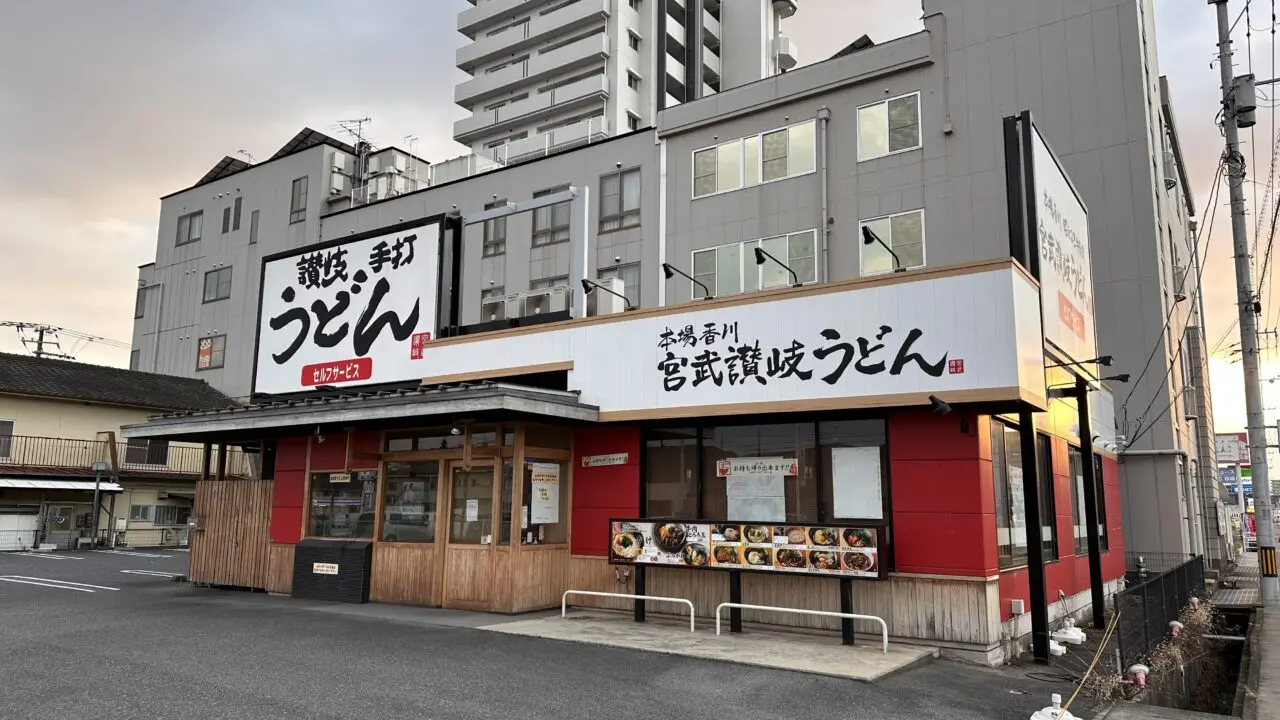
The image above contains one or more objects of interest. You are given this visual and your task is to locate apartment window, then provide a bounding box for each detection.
[858,92,922,161]
[532,186,571,246]
[600,168,641,231]
[153,505,191,527]
[196,334,226,371]
[221,206,231,234]
[692,120,816,198]
[129,505,154,522]
[289,176,308,224]
[0,419,13,459]
[124,439,170,467]
[249,210,259,244]
[598,263,641,308]
[992,419,1027,569]
[531,275,569,291]
[629,0,641,8]
[627,71,641,91]
[175,211,203,246]
[129,349,140,370]
[134,287,147,319]
[483,199,508,256]
[690,230,818,298]
[232,197,243,231]
[627,112,641,131]
[628,30,641,50]
[203,266,233,303]
[859,210,925,275]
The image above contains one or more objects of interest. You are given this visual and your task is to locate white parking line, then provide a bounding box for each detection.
[120,570,181,578]
[0,575,120,592]
[91,550,174,558]
[5,552,83,560]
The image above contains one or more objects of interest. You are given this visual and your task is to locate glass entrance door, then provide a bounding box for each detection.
[448,465,496,545]
[440,462,498,609]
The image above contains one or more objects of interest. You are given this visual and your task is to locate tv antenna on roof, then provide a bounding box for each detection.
[336,117,373,147]
[0,321,130,361]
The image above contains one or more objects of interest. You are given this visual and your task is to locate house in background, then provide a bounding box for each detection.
[0,352,242,550]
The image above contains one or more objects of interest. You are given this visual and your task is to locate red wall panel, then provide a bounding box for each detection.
[276,437,308,472]
[309,433,348,471]
[888,410,996,576]
[350,431,382,470]
[268,436,311,545]
[570,426,641,557]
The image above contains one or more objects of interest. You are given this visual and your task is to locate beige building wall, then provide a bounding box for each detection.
[0,395,153,440]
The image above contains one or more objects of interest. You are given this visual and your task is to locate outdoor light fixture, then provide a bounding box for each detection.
[581,278,635,311]
[752,247,802,287]
[860,226,906,273]
[1045,356,1113,370]
[1103,374,1131,383]
[449,424,463,436]
[928,395,952,415]
[661,262,713,300]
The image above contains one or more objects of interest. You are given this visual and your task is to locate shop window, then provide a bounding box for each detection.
[642,420,889,525]
[470,426,498,448]
[644,427,698,518]
[991,419,1027,568]
[308,470,377,539]
[1036,434,1058,561]
[450,466,495,544]
[859,210,925,276]
[857,92,922,161]
[691,230,818,298]
[500,459,514,544]
[381,461,438,543]
[522,458,568,544]
[386,428,464,452]
[701,423,817,522]
[1094,455,1109,551]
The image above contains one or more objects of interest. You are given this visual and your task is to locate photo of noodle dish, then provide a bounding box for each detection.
[841,550,877,574]
[681,543,709,566]
[809,551,839,571]
[610,529,644,560]
[654,523,687,554]
[808,527,837,546]
[742,547,772,566]
[713,524,742,543]
[842,527,876,548]
[742,525,770,544]
[775,549,805,568]
[713,546,740,565]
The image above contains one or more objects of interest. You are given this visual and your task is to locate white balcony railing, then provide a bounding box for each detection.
[458,0,536,37]
[454,74,609,143]
[455,34,610,107]
[457,0,609,72]
[703,45,721,80]
[431,116,611,185]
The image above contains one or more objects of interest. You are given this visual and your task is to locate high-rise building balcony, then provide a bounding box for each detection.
[454,74,610,145]
[457,0,609,74]
[455,34,610,109]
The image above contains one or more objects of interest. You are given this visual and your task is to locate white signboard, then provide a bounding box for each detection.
[528,462,561,525]
[255,222,441,394]
[312,562,338,575]
[717,458,798,477]
[582,453,629,468]
[1031,124,1097,365]
[408,267,1046,417]
[1217,433,1248,464]
[831,446,883,520]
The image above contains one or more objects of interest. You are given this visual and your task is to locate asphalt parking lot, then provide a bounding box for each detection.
[0,548,1080,720]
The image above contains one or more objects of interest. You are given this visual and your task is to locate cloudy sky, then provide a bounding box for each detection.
[0,0,1271,432]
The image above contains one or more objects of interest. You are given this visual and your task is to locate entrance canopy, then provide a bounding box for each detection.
[120,381,599,443]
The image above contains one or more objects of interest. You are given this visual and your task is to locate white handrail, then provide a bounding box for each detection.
[714,602,889,653]
[561,590,696,632]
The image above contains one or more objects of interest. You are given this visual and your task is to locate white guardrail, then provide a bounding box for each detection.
[561,590,696,632]
[714,602,889,653]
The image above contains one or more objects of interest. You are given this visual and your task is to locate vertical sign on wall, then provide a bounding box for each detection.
[196,338,214,370]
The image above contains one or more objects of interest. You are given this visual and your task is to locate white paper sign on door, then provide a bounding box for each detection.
[528,462,561,524]
[465,498,479,522]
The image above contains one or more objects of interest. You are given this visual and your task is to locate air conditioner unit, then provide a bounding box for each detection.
[587,277,627,316]
[481,297,507,322]
[519,286,569,317]
[1163,150,1178,190]
[331,152,347,173]
[773,36,798,71]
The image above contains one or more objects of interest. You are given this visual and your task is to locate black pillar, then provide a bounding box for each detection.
[728,571,743,633]
[1077,377,1107,630]
[839,578,856,646]
[1019,409,1050,664]
[633,565,646,623]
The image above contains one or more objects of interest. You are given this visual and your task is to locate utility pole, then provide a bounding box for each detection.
[1213,0,1279,600]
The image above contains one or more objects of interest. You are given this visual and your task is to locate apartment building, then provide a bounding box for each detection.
[452,0,799,156]
[125,0,1225,658]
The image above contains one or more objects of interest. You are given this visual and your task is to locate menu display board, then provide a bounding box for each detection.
[608,519,884,580]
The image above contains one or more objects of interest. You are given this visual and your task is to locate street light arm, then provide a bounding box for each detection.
[860,226,905,272]
[661,262,713,299]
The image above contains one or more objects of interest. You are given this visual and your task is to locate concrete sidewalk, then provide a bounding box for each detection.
[479,609,939,682]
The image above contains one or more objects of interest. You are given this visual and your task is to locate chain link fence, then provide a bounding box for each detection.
[1114,555,1206,670]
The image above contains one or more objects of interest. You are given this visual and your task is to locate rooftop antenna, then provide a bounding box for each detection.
[237,149,256,164]
[336,117,373,203]
[404,134,419,178]
[0,321,130,361]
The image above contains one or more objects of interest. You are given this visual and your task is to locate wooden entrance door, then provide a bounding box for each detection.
[438,461,500,610]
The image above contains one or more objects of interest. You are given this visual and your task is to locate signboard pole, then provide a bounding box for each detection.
[839,578,856,646]
[1076,377,1106,630]
[633,566,646,623]
[1019,410,1051,664]
[728,571,743,634]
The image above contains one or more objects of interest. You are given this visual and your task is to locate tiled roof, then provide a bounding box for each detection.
[0,352,237,412]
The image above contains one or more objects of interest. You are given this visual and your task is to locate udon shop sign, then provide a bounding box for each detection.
[410,266,1045,417]
[253,221,443,395]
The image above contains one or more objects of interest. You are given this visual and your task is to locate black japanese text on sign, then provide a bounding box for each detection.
[268,234,420,366]
[656,321,952,392]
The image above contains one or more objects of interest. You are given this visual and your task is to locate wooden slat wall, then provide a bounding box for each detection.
[369,544,438,605]
[508,547,571,613]
[264,544,295,594]
[442,548,494,609]
[190,479,272,589]
[561,557,999,645]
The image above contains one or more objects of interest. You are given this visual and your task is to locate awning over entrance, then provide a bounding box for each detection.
[120,381,599,441]
[0,478,124,492]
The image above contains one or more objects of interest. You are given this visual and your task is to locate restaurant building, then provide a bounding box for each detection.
[118,4,1201,664]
